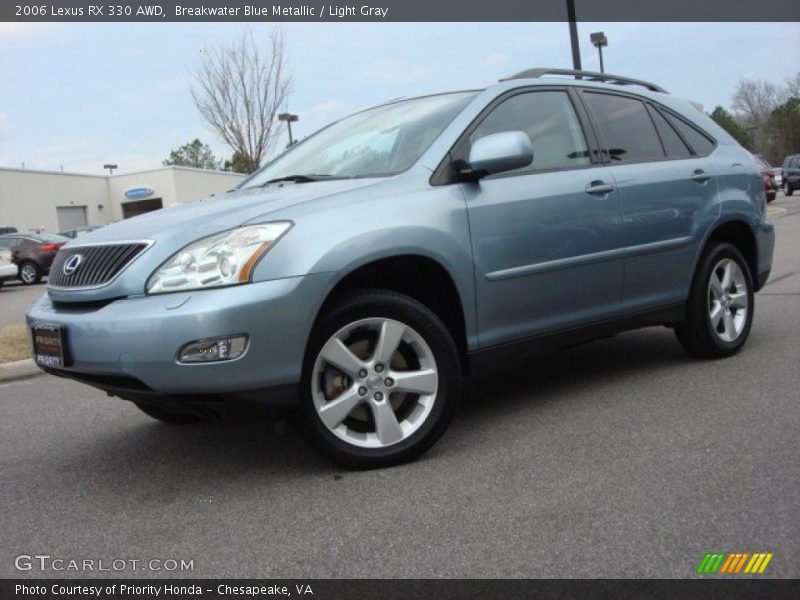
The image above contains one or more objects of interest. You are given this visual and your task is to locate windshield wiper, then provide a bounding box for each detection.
[261,174,345,186]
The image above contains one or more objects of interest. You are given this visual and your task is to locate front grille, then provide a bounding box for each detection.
[48,243,149,288]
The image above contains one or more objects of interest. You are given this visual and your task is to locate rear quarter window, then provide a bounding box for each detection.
[647,105,692,159]
[662,111,716,157]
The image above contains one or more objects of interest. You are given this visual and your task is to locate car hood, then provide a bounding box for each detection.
[48,178,383,303]
[81,178,382,244]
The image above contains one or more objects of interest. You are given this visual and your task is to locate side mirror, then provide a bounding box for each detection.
[459,131,533,181]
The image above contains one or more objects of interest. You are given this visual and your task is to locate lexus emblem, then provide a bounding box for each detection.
[63,254,83,276]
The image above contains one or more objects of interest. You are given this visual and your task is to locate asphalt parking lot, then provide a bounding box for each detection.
[0,278,46,327]
[1,193,798,579]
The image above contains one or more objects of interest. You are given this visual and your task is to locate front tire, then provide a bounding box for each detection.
[675,242,754,358]
[786,184,794,196]
[19,261,41,285]
[299,290,461,469]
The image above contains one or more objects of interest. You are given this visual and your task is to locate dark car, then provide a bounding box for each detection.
[59,225,103,239]
[0,226,18,234]
[0,233,69,284]
[782,154,800,195]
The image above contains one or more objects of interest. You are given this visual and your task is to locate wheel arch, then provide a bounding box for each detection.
[697,218,760,290]
[312,253,472,374]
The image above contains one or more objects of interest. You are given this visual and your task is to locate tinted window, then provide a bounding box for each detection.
[663,112,715,156]
[463,91,590,173]
[648,106,692,159]
[584,92,664,163]
[0,237,21,248]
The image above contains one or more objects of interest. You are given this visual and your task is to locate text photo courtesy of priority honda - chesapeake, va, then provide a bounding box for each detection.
[0,1,799,599]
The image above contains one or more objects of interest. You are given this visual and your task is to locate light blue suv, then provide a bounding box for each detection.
[27,68,775,467]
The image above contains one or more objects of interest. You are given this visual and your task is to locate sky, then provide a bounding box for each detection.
[0,21,798,175]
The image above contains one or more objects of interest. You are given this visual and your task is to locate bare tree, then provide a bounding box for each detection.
[786,73,800,99]
[192,28,292,174]
[731,78,783,128]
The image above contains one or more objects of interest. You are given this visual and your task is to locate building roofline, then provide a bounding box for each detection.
[0,166,107,178]
[115,165,247,177]
[0,164,247,179]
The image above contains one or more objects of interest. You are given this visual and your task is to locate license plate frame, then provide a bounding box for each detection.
[31,323,69,368]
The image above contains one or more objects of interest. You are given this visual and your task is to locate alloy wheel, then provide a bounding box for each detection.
[20,264,38,284]
[707,258,749,343]
[311,317,439,449]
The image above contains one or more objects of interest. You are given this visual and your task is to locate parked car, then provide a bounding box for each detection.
[754,155,777,203]
[27,68,775,468]
[0,226,18,234]
[771,167,783,188]
[59,225,103,239]
[0,247,17,289]
[782,154,800,195]
[0,233,68,284]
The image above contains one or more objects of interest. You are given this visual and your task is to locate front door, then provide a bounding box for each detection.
[453,89,625,348]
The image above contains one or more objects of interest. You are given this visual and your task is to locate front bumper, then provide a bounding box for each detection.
[26,274,331,402]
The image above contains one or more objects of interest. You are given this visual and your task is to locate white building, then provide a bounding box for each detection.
[0,166,246,234]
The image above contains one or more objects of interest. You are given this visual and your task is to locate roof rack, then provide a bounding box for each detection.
[501,68,668,94]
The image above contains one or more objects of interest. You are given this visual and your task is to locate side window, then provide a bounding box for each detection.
[460,90,591,174]
[647,106,692,159]
[662,112,716,157]
[0,237,20,249]
[583,92,664,163]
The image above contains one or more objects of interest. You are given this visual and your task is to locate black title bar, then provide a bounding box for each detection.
[3,0,800,22]
[2,579,800,600]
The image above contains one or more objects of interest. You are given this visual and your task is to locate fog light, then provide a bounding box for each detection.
[178,335,248,363]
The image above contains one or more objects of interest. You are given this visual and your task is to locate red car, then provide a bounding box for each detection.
[754,155,777,203]
[0,233,68,285]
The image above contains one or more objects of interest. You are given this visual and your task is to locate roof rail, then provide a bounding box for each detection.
[501,68,668,94]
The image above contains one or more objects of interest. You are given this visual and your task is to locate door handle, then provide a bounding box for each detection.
[690,170,712,184]
[585,181,615,196]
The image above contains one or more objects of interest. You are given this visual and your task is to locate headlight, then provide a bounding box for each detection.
[146,222,292,294]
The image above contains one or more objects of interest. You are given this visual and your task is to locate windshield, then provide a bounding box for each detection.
[241,92,477,188]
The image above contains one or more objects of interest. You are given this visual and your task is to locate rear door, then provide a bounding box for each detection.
[579,90,719,311]
[451,88,625,347]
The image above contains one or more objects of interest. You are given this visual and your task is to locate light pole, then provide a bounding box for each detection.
[278,112,299,147]
[590,31,608,73]
[566,0,581,70]
[103,163,118,175]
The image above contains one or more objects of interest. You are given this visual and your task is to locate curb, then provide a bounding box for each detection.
[0,359,42,383]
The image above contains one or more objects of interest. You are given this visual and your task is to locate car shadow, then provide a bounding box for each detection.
[53,326,694,494]
[458,326,692,419]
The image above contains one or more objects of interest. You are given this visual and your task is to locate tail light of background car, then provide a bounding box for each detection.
[40,243,62,252]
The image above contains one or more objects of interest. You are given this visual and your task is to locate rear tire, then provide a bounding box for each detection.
[19,261,41,285]
[133,401,208,424]
[786,184,794,196]
[298,290,461,469]
[675,242,754,359]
